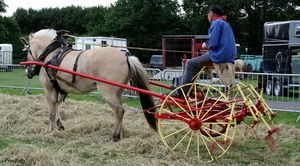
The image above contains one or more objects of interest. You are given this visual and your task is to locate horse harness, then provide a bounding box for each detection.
[24,31,139,112]
[26,31,86,100]
[41,41,138,112]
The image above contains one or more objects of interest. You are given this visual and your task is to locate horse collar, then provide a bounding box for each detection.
[38,38,66,62]
[33,38,67,76]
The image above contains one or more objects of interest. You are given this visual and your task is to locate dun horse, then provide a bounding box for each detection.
[20,29,157,142]
[234,58,249,80]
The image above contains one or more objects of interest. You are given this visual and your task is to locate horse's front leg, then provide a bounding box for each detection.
[56,93,67,130]
[46,89,65,130]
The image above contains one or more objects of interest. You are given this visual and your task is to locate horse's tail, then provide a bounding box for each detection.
[127,56,157,132]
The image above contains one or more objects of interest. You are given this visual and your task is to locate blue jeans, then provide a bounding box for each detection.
[178,54,212,92]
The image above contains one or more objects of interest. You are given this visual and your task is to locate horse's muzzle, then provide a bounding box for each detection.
[25,65,36,79]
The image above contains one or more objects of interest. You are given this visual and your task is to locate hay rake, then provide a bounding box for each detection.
[20,61,278,162]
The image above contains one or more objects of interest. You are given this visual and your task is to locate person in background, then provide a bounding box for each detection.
[169,5,236,98]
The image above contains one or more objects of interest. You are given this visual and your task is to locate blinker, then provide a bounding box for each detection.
[20,50,27,59]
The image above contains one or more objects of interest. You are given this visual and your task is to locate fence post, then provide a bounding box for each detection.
[20,77,32,94]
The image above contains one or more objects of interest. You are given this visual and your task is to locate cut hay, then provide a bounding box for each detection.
[0,94,299,165]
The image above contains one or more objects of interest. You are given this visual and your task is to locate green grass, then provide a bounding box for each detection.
[273,111,300,127]
[0,67,43,88]
[0,139,9,149]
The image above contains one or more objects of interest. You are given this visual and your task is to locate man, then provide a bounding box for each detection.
[169,5,236,98]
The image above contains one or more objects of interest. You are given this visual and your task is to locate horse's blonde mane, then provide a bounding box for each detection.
[29,29,57,40]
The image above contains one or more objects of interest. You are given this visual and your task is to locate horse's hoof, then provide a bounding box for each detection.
[111,138,118,142]
[111,135,121,142]
[57,126,65,130]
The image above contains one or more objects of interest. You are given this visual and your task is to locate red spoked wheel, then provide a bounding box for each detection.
[157,83,236,162]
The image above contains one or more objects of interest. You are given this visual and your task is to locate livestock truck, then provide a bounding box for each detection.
[258,20,300,96]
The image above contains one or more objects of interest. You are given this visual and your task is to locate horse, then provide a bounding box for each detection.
[234,58,252,80]
[20,29,157,142]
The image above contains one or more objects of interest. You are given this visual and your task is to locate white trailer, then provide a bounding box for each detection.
[0,44,13,72]
[74,36,131,56]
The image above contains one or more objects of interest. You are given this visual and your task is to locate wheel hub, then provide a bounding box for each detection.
[189,118,202,130]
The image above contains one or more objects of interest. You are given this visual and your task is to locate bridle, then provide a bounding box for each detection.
[21,44,36,61]
[20,43,39,79]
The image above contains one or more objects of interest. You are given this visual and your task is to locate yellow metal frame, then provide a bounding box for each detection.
[157,66,278,161]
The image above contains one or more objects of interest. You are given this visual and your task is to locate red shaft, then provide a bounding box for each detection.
[20,61,181,102]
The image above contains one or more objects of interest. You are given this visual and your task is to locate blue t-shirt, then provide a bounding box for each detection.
[205,19,236,64]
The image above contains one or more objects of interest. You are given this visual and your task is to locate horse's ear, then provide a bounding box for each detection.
[20,37,28,45]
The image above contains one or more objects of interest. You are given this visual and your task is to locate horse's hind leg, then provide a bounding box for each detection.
[111,105,125,142]
[104,93,125,142]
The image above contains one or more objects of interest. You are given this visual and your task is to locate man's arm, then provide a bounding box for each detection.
[206,21,221,49]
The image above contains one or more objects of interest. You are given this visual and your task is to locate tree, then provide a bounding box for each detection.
[10,0,300,60]
[239,0,300,54]
[0,16,23,63]
[83,6,109,36]
[182,0,300,55]
[182,0,250,51]
[101,0,182,62]
[0,0,7,13]
[56,5,88,34]
[0,2,23,63]
[13,5,109,36]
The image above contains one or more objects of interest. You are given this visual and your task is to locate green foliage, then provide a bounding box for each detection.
[83,6,108,36]
[14,6,89,34]
[99,0,183,62]
[0,0,23,63]
[0,16,23,63]
[182,0,300,54]
[0,1,7,13]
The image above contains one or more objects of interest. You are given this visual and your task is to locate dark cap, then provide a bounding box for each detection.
[207,5,224,16]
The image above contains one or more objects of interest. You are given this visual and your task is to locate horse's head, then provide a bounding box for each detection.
[19,29,58,79]
[20,37,37,79]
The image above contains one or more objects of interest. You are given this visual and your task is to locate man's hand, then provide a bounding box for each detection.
[202,42,208,49]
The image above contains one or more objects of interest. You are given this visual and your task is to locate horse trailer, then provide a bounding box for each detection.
[73,36,131,56]
[0,44,13,72]
[258,20,300,96]
[162,35,209,69]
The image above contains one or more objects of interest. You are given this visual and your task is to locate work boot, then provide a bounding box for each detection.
[170,85,177,90]
[171,90,183,98]
[166,90,183,98]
